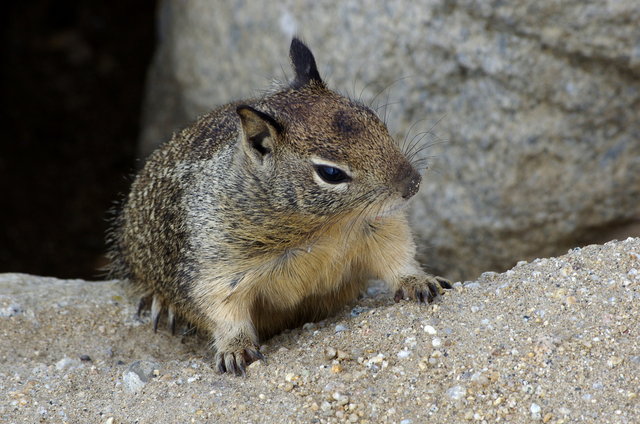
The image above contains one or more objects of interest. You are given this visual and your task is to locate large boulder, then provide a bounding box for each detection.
[139,0,640,280]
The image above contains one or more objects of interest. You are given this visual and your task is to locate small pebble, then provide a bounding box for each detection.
[530,402,542,420]
[336,350,351,360]
[122,360,160,393]
[335,324,348,333]
[247,360,263,370]
[418,357,430,370]
[607,356,623,368]
[284,373,298,382]
[122,371,145,393]
[446,385,466,400]
[350,306,370,316]
[397,349,411,359]
[423,325,437,335]
[431,337,442,348]
[0,303,23,317]
[324,347,337,360]
[366,353,385,367]
[404,336,417,348]
[282,382,294,392]
[334,393,349,406]
[56,357,80,371]
[79,355,92,362]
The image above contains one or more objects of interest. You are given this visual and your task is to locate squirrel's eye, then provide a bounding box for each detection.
[314,165,351,184]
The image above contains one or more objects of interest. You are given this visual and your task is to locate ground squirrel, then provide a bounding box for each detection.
[107,38,451,375]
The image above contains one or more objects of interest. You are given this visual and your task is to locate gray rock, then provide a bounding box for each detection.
[334,324,348,333]
[0,302,23,317]
[55,357,81,371]
[123,360,160,393]
[139,0,640,280]
[122,369,145,393]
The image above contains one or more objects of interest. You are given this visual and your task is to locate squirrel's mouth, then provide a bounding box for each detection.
[372,198,410,219]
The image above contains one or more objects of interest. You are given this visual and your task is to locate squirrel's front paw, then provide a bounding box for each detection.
[215,345,264,376]
[394,274,452,304]
[214,328,263,376]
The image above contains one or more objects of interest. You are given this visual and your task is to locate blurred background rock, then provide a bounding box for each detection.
[2,0,639,281]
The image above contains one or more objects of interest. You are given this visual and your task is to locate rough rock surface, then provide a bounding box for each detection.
[138,0,640,281]
[1,237,639,423]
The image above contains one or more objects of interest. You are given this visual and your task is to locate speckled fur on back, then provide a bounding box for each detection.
[107,38,450,375]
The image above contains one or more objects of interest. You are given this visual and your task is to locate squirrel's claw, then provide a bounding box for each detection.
[151,295,162,333]
[435,276,453,290]
[215,347,264,376]
[135,296,148,317]
[395,274,452,304]
[138,294,181,335]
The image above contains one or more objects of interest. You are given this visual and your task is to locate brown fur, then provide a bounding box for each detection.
[107,38,450,375]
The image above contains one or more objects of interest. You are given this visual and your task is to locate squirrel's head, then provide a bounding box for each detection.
[235,38,421,219]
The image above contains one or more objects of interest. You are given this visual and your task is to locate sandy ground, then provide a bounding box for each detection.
[1,238,639,423]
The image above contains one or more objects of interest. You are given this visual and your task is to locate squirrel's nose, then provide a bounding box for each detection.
[396,165,422,199]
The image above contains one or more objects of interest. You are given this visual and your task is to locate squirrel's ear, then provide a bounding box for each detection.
[290,37,324,89]
[236,105,282,164]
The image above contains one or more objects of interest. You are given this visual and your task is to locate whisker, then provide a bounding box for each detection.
[423,162,447,177]
[401,114,447,158]
[404,130,435,161]
[408,138,448,163]
[406,136,446,164]
[357,78,378,105]
[367,75,411,111]
[374,100,402,114]
[399,118,429,152]
[279,63,289,86]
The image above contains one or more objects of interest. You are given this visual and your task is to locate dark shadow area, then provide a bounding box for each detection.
[0,1,156,279]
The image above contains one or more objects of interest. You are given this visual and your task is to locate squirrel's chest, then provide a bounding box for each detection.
[259,237,365,300]
[249,218,409,309]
